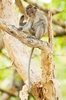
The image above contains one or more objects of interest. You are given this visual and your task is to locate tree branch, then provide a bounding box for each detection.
[24,0,62,15]
[48,10,53,51]
[0,19,50,52]
[15,0,25,14]
[52,18,66,28]
[0,88,17,97]
[54,27,66,37]
[15,0,27,19]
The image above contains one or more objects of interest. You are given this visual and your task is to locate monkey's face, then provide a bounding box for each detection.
[26,5,36,17]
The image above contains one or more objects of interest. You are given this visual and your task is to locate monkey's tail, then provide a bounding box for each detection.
[28,47,34,93]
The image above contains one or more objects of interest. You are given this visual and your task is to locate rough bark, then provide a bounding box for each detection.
[0,0,18,100]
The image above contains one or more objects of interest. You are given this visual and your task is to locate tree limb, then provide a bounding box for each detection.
[15,0,27,19]
[0,88,17,97]
[48,10,53,51]
[52,18,66,28]
[0,18,55,99]
[54,27,66,37]
[0,19,50,52]
[15,0,25,14]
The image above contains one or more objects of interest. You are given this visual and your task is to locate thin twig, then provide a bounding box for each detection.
[48,10,53,51]
[0,66,12,70]
[0,88,17,97]
[0,61,14,70]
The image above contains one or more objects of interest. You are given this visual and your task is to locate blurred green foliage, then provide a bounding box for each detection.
[0,49,13,80]
[44,0,66,20]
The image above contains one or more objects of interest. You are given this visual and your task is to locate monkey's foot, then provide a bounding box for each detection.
[17,27,23,31]
[27,34,36,39]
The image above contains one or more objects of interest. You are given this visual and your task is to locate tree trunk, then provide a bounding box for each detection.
[0,0,60,100]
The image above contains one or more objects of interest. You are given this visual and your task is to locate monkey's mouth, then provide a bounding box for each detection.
[29,12,34,17]
[27,10,34,17]
[29,13,33,17]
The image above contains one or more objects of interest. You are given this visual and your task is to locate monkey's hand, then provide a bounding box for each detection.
[17,27,23,31]
[19,22,27,26]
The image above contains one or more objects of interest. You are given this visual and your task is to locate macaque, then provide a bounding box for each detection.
[21,5,47,38]
[18,4,48,94]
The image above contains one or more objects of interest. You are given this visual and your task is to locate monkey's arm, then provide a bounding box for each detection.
[32,16,48,35]
[32,19,44,29]
[33,9,47,29]
[18,22,27,31]
[18,21,31,32]
[22,18,33,31]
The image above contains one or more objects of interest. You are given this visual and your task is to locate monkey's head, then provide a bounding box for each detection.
[26,4,37,17]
